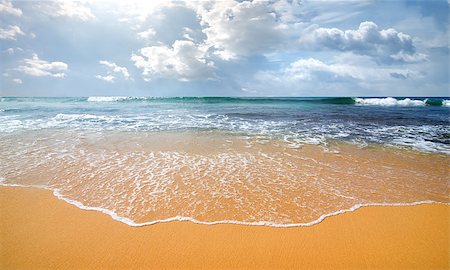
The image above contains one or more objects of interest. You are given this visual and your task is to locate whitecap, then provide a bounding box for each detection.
[87,96,131,102]
[354,97,426,106]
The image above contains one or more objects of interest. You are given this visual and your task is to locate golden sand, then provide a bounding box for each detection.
[1,186,448,269]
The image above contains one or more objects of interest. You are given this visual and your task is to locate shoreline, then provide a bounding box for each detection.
[1,183,447,228]
[1,186,449,269]
[2,136,448,226]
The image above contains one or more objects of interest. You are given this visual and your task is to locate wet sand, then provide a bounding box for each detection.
[1,186,448,269]
[2,131,449,225]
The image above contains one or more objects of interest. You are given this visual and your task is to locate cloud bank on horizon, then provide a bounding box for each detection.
[0,0,448,97]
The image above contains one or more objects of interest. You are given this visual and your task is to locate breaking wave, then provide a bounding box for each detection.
[84,96,450,107]
[354,97,450,106]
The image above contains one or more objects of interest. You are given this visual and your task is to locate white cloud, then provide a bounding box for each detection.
[255,58,361,85]
[110,1,295,59]
[37,1,95,21]
[270,0,303,24]
[137,28,156,40]
[285,58,364,80]
[191,0,286,60]
[255,55,417,89]
[282,57,404,81]
[99,60,130,79]
[96,60,130,82]
[0,25,25,40]
[131,40,215,81]
[253,53,423,95]
[12,78,22,84]
[389,51,428,63]
[95,75,115,82]
[181,27,195,41]
[101,1,177,26]
[0,0,22,16]
[17,54,68,78]
[4,47,23,54]
[301,21,425,62]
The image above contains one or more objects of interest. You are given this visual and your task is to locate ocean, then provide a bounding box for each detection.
[1,96,449,226]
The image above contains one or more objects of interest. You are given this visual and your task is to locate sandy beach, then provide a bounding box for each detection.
[2,0,449,268]
[1,186,448,269]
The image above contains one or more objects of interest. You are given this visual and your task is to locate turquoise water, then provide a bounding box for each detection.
[1,96,449,153]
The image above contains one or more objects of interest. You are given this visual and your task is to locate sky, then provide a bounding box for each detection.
[0,0,449,97]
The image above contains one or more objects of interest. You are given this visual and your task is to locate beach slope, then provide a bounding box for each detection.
[1,186,448,269]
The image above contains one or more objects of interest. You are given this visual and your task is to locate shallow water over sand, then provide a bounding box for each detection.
[1,130,448,226]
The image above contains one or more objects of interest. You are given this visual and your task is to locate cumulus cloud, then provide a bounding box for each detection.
[12,78,22,84]
[0,25,25,40]
[250,54,423,96]
[284,58,365,80]
[0,0,22,16]
[131,40,215,81]
[4,47,23,54]
[256,56,416,85]
[270,0,303,24]
[191,0,286,60]
[17,54,68,78]
[95,74,115,82]
[95,60,130,82]
[181,27,196,41]
[256,58,367,84]
[37,1,95,21]
[301,21,426,62]
[137,28,156,41]
[102,1,178,27]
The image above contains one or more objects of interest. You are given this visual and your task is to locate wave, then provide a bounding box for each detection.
[302,97,355,105]
[1,114,448,154]
[86,96,145,102]
[54,113,103,120]
[0,182,447,228]
[86,96,307,104]
[355,97,423,106]
[48,188,450,227]
[84,96,450,106]
[2,96,449,106]
[354,97,450,106]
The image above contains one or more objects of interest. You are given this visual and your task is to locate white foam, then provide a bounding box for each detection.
[87,96,132,102]
[354,97,426,106]
[54,113,101,121]
[87,96,145,102]
[48,196,450,228]
[0,183,447,228]
[390,137,450,154]
[443,100,450,106]
[0,178,46,189]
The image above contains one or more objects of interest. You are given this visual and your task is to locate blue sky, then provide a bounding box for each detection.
[0,0,448,97]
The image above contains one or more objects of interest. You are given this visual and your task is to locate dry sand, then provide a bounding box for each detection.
[1,186,449,269]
